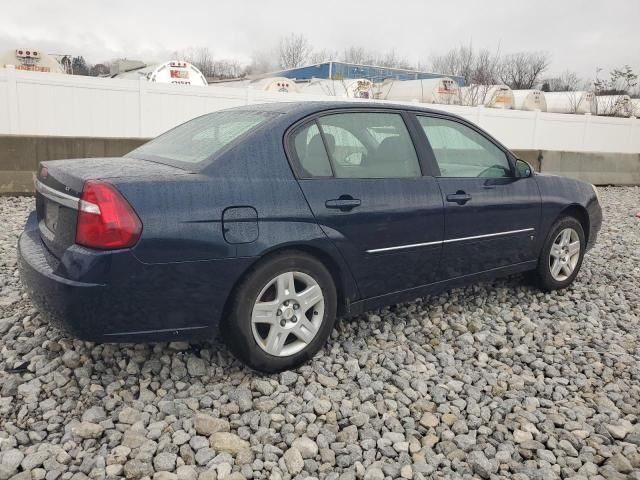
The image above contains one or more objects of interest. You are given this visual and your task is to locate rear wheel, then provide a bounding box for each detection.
[534,216,585,291]
[225,252,337,372]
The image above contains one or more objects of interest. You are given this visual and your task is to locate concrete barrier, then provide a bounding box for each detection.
[0,135,145,194]
[0,135,638,195]
[537,150,640,186]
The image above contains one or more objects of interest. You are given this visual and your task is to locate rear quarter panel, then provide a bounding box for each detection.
[112,119,360,304]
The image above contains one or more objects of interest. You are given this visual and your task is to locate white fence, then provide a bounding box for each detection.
[1,67,640,154]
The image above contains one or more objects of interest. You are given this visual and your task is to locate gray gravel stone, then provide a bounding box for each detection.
[72,422,104,439]
[193,414,229,436]
[0,189,639,479]
[153,452,177,472]
[283,447,304,475]
[208,432,249,455]
[292,437,318,459]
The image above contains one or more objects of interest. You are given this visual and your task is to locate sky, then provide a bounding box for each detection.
[1,0,639,81]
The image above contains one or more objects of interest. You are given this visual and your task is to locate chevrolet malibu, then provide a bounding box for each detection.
[18,102,602,372]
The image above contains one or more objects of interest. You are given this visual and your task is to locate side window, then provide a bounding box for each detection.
[293,122,333,177]
[418,116,512,178]
[314,124,367,169]
[317,113,421,178]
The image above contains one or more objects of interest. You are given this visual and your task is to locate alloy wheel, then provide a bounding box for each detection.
[549,228,581,281]
[251,271,325,357]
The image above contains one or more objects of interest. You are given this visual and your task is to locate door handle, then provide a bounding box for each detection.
[446,191,472,205]
[325,196,361,212]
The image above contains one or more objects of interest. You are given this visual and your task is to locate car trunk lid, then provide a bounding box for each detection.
[35,157,190,258]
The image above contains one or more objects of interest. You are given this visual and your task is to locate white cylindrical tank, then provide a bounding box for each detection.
[112,61,208,86]
[545,91,595,114]
[297,78,373,99]
[376,78,461,105]
[631,98,640,118]
[250,77,298,93]
[511,90,547,111]
[0,48,64,74]
[594,95,632,117]
[342,78,374,99]
[460,85,514,109]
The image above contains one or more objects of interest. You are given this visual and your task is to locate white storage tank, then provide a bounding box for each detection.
[631,98,640,118]
[112,60,208,86]
[250,77,298,93]
[545,91,595,114]
[511,90,547,111]
[297,78,373,98]
[594,95,632,117]
[375,78,461,105]
[460,85,514,109]
[1,48,64,74]
[342,78,374,99]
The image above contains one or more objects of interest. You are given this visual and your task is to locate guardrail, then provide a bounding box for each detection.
[1,67,639,154]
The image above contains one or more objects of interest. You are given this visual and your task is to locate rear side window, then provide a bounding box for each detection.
[417,116,512,178]
[127,110,275,165]
[293,122,333,177]
[297,112,420,178]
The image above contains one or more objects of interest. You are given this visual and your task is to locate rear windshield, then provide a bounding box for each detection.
[126,110,275,166]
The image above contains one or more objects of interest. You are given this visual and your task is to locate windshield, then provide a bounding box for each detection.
[126,110,276,166]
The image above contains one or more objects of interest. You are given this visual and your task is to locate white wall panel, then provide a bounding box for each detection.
[1,68,639,154]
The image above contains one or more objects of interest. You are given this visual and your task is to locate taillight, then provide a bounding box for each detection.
[76,180,142,250]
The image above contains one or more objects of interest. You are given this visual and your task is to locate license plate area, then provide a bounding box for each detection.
[44,201,59,233]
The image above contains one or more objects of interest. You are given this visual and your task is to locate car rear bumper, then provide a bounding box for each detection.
[18,212,252,342]
[18,220,109,340]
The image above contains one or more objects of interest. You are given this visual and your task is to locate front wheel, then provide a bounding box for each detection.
[225,252,337,372]
[534,216,585,291]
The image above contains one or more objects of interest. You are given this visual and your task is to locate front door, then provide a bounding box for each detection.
[291,111,444,299]
[415,114,541,279]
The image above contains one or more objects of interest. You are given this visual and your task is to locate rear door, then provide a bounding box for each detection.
[289,110,444,299]
[414,114,541,279]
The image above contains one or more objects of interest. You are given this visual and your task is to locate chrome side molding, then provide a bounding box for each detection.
[367,228,535,253]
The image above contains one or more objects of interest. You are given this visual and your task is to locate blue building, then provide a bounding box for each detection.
[262,61,464,85]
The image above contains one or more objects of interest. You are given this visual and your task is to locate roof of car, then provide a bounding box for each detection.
[231,101,456,117]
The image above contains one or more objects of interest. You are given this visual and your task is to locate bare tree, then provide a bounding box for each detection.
[343,46,369,65]
[193,47,214,77]
[171,47,213,76]
[429,44,500,83]
[210,59,245,79]
[308,48,337,64]
[594,65,638,95]
[542,70,580,92]
[429,44,501,106]
[279,33,312,69]
[498,51,550,89]
[592,65,637,116]
[171,47,248,79]
[341,46,412,69]
[89,63,110,77]
[246,49,279,76]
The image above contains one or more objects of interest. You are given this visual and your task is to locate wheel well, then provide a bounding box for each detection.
[220,245,349,329]
[560,205,590,243]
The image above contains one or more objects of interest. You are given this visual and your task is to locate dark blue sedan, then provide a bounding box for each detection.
[18,102,602,372]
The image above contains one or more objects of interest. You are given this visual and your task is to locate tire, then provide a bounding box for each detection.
[534,216,586,291]
[224,251,337,373]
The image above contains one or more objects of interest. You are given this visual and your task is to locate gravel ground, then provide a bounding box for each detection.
[0,187,638,480]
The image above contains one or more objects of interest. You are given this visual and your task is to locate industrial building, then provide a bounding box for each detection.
[262,61,464,85]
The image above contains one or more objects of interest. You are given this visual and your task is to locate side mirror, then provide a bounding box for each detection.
[515,158,533,178]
